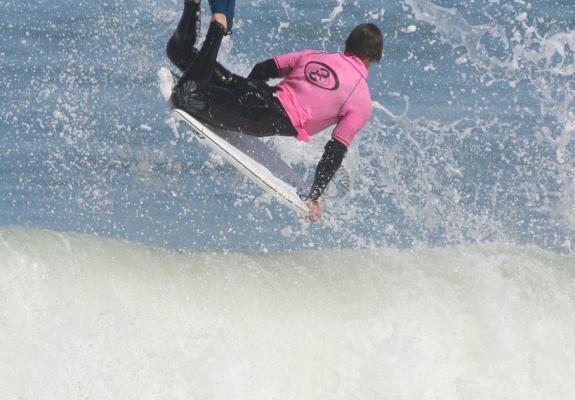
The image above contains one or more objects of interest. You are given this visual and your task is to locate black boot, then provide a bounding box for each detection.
[166,0,201,71]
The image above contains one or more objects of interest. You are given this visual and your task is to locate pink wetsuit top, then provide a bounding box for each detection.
[274,50,372,147]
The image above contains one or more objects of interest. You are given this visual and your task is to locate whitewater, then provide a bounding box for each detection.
[1,227,574,399]
[1,0,575,398]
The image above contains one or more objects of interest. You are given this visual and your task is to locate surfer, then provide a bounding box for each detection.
[167,0,383,221]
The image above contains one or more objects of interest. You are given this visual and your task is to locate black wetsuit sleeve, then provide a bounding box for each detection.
[248,59,280,82]
[308,139,347,201]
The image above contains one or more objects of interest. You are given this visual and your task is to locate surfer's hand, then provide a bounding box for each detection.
[306,200,322,222]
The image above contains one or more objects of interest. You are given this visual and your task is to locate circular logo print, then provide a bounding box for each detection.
[304,62,339,90]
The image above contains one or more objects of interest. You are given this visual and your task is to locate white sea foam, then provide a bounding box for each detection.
[1,227,574,399]
[398,0,575,240]
[157,67,174,102]
[321,0,345,24]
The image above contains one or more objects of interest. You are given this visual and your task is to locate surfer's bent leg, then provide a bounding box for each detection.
[167,0,201,72]
[180,20,225,90]
[167,1,240,88]
[171,20,226,110]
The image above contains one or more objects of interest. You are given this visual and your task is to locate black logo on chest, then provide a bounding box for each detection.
[304,61,339,91]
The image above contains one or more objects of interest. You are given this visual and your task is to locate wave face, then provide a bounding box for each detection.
[1,227,574,399]
[0,0,574,251]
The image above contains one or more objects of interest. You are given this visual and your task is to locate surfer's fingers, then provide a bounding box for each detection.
[305,201,322,222]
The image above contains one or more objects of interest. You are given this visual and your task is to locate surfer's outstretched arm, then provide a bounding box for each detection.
[308,139,347,201]
[306,139,347,222]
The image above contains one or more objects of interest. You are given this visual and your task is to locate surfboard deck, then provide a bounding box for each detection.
[171,108,309,216]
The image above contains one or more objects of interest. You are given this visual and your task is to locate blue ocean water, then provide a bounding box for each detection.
[1,0,573,251]
[1,1,575,398]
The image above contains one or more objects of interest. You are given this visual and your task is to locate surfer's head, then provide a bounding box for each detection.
[345,23,383,64]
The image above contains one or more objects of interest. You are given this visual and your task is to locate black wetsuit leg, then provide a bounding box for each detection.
[167,2,295,138]
[186,21,225,90]
[170,20,226,110]
[167,2,240,89]
[166,0,201,72]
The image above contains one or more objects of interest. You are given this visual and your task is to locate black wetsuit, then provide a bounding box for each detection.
[167,0,347,201]
[167,1,296,138]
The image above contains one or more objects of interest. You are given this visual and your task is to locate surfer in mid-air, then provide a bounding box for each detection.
[167,0,383,221]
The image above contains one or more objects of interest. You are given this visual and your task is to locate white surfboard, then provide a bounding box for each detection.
[171,108,309,216]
